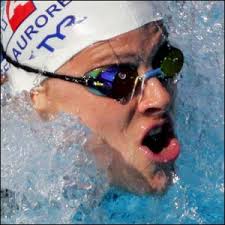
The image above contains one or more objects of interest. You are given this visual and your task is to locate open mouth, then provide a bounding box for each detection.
[140,121,180,163]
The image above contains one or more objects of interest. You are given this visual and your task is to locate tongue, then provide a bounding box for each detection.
[144,138,180,163]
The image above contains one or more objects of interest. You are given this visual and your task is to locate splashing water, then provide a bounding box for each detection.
[1,1,224,224]
[1,92,109,224]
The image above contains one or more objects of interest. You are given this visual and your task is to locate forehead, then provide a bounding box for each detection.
[108,21,166,64]
[57,21,166,75]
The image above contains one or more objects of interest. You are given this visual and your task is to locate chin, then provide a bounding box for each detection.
[109,160,174,195]
[134,162,175,195]
[118,177,170,195]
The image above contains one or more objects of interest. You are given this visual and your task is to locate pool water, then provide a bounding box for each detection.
[1,1,224,224]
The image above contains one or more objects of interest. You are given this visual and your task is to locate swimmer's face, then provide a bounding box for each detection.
[31,22,180,194]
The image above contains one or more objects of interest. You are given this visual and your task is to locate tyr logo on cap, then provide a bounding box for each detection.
[6,1,36,32]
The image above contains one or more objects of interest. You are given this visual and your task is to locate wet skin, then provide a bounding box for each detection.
[1,74,8,85]
[30,21,180,194]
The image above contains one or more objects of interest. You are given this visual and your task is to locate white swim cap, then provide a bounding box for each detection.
[1,1,162,95]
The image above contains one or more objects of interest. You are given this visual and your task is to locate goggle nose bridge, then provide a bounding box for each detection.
[129,67,165,101]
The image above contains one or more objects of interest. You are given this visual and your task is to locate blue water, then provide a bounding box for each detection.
[1,1,224,224]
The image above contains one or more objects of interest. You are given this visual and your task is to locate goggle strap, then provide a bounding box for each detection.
[144,68,162,79]
[1,46,87,86]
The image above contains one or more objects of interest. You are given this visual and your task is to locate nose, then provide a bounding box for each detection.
[137,67,171,114]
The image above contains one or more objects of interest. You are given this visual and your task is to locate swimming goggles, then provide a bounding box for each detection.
[1,41,184,104]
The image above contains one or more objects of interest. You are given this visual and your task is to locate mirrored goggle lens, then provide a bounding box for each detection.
[86,64,138,101]
[152,42,184,78]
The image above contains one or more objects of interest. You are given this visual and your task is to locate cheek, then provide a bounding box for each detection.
[83,100,130,140]
[55,82,130,138]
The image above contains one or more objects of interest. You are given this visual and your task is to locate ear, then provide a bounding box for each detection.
[30,84,56,120]
[30,85,46,109]
[1,74,8,85]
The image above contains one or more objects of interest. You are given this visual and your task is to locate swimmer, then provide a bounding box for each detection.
[1,1,184,194]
